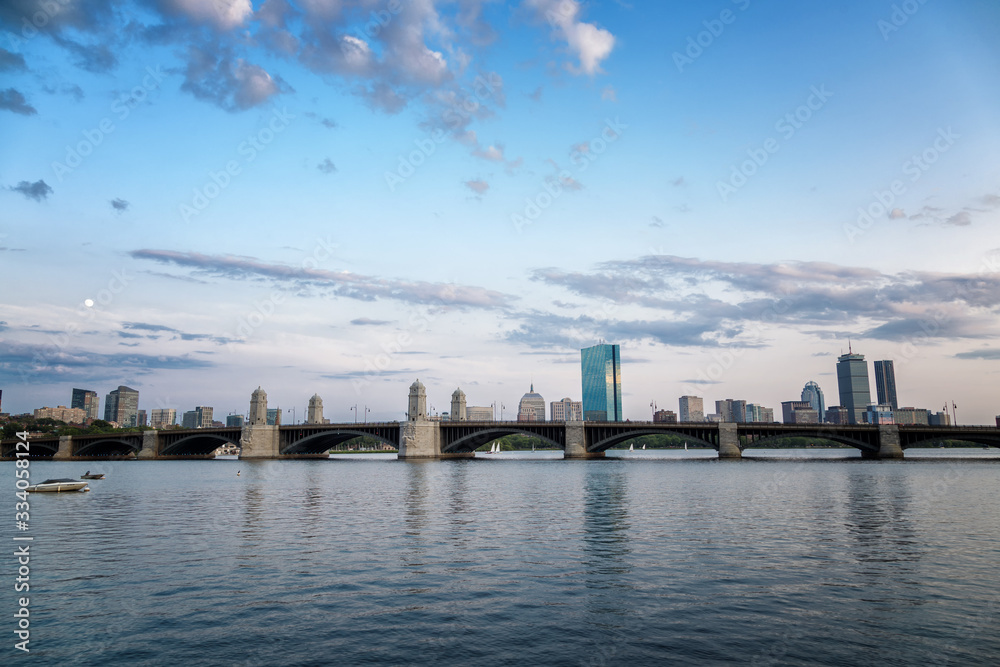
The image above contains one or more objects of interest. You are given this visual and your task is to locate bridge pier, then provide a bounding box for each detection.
[865,425,904,460]
[398,420,443,460]
[563,422,604,459]
[137,430,158,459]
[53,435,73,460]
[240,424,280,459]
[717,423,742,459]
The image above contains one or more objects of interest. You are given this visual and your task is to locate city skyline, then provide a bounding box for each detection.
[6,340,986,425]
[1,2,999,423]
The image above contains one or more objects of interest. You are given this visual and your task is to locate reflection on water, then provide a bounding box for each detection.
[6,457,1000,666]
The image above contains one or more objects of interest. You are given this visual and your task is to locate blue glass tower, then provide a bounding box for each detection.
[873,360,898,411]
[581,343,622,421]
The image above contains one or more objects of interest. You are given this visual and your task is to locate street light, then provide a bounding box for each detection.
[287,407,296,425]
[364,406,371,424]
[350,405,357,423]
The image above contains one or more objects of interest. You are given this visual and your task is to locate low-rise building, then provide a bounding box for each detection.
[33,405,88,423]
[653,409,677,423]
[893,407,930,425]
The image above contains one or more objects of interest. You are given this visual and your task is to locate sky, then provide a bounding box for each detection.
[1,0,999,425]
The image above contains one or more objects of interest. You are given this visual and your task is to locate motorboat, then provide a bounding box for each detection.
[26,479,90,493]
[81,472,105,480]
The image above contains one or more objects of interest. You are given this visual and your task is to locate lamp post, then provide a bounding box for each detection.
[365,406,371,424]
[350,405,357,424]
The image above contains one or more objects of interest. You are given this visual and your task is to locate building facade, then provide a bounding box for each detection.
[653,409,677,423]
[715,399,747,423]
[104,385,139,427]
[71,388,100,421]
[800,381,826,423]
[150,408,177,428]
[678,396,704,422]
[836,350,871,425]
[874,360,899,411]
[825,406,849,425]
[581,343,622,421]
[517,384,546,422]
[893,407,930,425]
[466,406,494,421]
[226,414,245,427]
[782,400,818,424]
[34,406,87,423]
[550,398,583,422]
[864,404,894,425]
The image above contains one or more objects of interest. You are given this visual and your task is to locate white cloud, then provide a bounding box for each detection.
[525,0,616,75]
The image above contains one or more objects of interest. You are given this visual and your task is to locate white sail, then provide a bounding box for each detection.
[629,444,634,451]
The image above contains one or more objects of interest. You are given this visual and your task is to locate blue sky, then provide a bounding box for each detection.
[1,0,999,424]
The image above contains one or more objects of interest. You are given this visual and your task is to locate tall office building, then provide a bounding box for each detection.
[715,399,747,423]
[873,360,898,411]
[679,396,704,422]
[137,410,147,427]
[801,381,826,423]
[71,388,100,421]
[550,398,583,422]
[104,385,139,427]
[517,384,546,422]
[836,347,871,425]
[581,343,622,421]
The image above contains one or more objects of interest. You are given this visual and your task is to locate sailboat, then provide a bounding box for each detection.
[642,444,646,450]
[684,441,688,451]
[629,443,634,451]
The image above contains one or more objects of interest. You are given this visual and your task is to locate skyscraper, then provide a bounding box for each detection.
[517,384,546,422]
[679,396,704,422]
[71,388,100,421]
[801,381,826,423]
[836,347,871,425]
[873,360,898,411]
[104,385,139,426]
[581,343,622,421]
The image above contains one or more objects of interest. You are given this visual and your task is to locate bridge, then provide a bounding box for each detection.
[4,420,1000,461]
[5,381,999,460]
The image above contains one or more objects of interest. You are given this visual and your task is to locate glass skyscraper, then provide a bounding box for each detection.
[836,350,871,425]
[874,360,898,411]
[581,343,622,421]
[801,381,826,423]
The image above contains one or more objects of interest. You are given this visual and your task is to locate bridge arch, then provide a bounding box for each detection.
[280,430,397,455]
[740,430,878,455]
[74,437,142,457]
[442,426,564,454]
[160,433,240,457]
[587,428,718,453]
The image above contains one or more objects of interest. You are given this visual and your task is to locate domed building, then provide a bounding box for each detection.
[517,384,546,422]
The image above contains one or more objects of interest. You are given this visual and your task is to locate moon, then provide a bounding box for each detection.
[84,299,95,307]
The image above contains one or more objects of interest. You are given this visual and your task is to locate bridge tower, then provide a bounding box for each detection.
[241,386,279,458]
[450,388,467,422]
[399,380,443,459]
[249,387,268,425]
[307,394,324,424]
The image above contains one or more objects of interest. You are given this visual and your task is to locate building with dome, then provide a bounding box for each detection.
[800,381,826,423]
[517,384,546,422]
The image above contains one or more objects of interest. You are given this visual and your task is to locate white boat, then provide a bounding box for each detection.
[629,444,634,451]
[642,444,646,450]
[26,479,90,493]
[684,441,688,450]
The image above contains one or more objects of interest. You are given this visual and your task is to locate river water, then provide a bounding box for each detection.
[6,450,1000,665]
